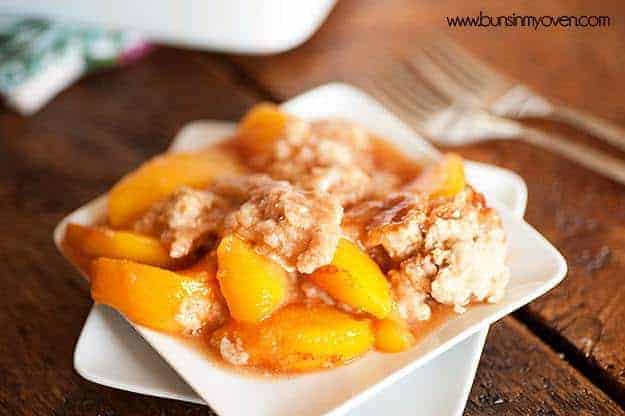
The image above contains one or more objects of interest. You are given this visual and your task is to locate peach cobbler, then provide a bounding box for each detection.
[64,104,509,373]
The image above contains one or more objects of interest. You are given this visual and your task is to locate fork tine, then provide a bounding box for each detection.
[436,35,500,79]
[391,62,450,110]
[370,86,429,132]
[390,62,455,119]
[367,60,458,137]
[420,42,485,93]
[409,47,495,105]
[371,75,430,124]
[430,36,508,91]
[368,72,438,131]
[408,51,479,104]
[409,35,511,105]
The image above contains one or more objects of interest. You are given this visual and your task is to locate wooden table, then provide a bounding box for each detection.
[2,1,625,414]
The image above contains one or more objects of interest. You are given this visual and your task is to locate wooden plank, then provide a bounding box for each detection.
[0,47,256,416]
[231,0,625,404]
[453,131,625,405]
[0,26,623,416]
[465,318,624,415]
[232,0,625,126]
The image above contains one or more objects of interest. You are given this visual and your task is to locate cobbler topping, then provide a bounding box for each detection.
[69,106,513,375]
[212,170,279,203]
[390,276,432,322]
[368,172,403,200]
[175,285,227,334]
[311,120,372,154]
[134,187,230,258]
[298,165,372,205]
[427,209,509,311]
[344,186,508,319]
[268,119,373,173]
[222,175,344,274]
[363,192,429,259]
[219,337,249,366]
[300,280,336,306]
[133,174,345,274]
[132,126,508,324]
[253,119,380,205]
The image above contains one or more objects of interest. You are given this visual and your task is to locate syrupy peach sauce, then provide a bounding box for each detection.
[178,304,456,378]
[63,105,509,376]
[65,136,451,376]
[222,135,423,186]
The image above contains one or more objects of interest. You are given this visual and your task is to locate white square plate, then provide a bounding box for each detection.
[75,305,487,415]
[55,83,565,416]
[71,115,528,415]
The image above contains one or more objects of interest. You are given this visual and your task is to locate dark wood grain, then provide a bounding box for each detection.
[2,1,625,414]
[453,129,625,406]
[466,318,624,416]
[231,0,625,406]
[0,47,257,416]
[232,0,625,126]
[0,47,619,416]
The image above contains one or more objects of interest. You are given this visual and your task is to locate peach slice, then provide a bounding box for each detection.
[91,258,224,333]
[108,150,244,227]
[65,223,171,267]
[216,235,287,323]
[413,153,465,198]
[236,103,289,154]
[211,304,374,372]
[308,239,393,319]
[178,252,217,281]
[374,319,415,353]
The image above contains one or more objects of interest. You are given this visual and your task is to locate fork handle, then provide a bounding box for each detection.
[548,106,625,153]
[520,126,625,185]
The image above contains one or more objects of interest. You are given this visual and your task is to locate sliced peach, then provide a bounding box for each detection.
[65,223,171,267]
[374,319,415,353]
[413,153,465,198]
[211,304,374,372]
[91,258,223,333]
[216,235,287,323]
[178,252,217,281]
[108,150,244,227]
[308,239,392,319]
[236,103,289,154]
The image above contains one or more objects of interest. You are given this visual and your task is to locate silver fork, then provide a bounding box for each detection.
[366,62,625,185]
[410,36,625,153]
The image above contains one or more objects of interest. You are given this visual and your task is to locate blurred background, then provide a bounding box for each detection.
[2,1,625,415]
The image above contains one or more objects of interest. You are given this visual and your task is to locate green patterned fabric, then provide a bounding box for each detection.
[0,16,146,113]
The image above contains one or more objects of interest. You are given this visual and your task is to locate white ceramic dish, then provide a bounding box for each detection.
[73,116,529,415]
[0,0,338,54]
[75,305,488,415]
[55,83,564,416]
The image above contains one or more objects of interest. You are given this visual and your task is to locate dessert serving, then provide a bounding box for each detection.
[63,103,510,374]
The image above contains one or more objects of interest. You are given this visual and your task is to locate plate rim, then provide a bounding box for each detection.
[72,117,526,414]
[57,82,566,416]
